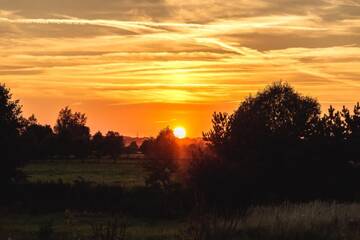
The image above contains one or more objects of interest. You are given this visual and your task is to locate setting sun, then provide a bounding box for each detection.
[173,127,186,139]
[1,1,360,238]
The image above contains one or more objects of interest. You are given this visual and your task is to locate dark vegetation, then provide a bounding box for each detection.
[195,82,360,205]
[1,82,360,239]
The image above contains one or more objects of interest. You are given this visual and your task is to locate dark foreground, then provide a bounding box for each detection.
[1,160,360,240]
[2,202,360,240]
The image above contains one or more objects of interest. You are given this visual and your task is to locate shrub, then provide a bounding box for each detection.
[36,221,55,240]
[89,216,127,240]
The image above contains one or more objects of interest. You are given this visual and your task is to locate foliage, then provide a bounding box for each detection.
[54,107,87,134]
[91,131,105,160]
[54,107,91,158]
[0,86,128,163]
[22,115,55,160]
[36,221,55,240]
[228,82,320,160]
[143,127,179,190]
[125,141,139,155]
[139,138,154,155]
[202,112,232,157]
[89,216,128,240]
[103,131,125,162]
[0,84,25,185]
[197,82,360,202]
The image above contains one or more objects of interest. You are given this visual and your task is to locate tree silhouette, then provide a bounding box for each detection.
[345,103,360,165]
[351,103,360,138]
[313,104,360,173]
[139,138,154,155]
[203,112,232,157]
[144,127,179,189]
[103,131,124,162]
[22,115,54,160]
[0,84,25,184]
[126,141,139,155]
[199,82,328,200]
[54,107,90,159]
[228,82,320,159]
[91,131,105,161]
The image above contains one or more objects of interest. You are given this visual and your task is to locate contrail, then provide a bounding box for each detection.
[0,17,203,34]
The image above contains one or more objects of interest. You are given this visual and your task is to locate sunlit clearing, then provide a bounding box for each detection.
[173,127,186,139]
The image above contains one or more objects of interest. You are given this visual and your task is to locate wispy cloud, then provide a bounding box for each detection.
[0,0,360,136]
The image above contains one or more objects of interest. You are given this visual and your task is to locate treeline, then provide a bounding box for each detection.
[126,82,360,203]
[0,83,142,184]
[2,82,360,203]
[17,106,139,162]
[136,82,360,204]
[189,82,360,203]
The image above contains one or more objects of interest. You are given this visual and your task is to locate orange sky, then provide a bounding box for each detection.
[1,0,360,137]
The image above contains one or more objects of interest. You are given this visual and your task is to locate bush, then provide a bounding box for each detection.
[179,210,242,240]
[36,221,55,240]
[89,216,128,240]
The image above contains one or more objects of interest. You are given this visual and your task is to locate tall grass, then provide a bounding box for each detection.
[180,201,360,240]
[2,201,360,240]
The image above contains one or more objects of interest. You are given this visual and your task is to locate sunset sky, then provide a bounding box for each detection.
[1,0,360,137]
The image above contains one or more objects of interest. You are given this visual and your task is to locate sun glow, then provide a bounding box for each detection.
[173,127,186,139]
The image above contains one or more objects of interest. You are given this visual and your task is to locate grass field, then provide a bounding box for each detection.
[0,212,182,240]
[3,160,360,239]
[4,158,182,239]
[240,201,360,239]
[2,202,360,240]
[22,158,147,188]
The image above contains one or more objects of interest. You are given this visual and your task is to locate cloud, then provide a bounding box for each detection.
[1,0,360,136]
[0,0,170,20]
[0,17,165,34]
[0,69,43,75]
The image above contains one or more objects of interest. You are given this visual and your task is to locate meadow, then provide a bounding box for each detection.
[2,158,182,239]
[1,159,360,240]
[2,200,360,239]
[22,157,147,188]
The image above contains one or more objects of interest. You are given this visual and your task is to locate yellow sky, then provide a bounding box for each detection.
[1,0,360,137]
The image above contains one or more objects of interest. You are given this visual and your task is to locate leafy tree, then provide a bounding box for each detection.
[203,83,321,165]
[203,112,232,157]
[144,127,179,189]
[126,141,139,155]
[0,84,25,184]
[103,131,124,162]
[199,82,324,199]
[228,82,320,159]
[91,131,105,160]
[22,115,54,160]
[54,107,90,159]
[55,107,87,133]
[139,138,154,155]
